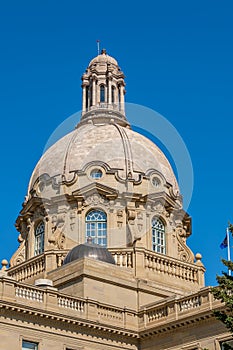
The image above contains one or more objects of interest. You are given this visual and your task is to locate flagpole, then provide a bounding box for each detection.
[227,227,231,276]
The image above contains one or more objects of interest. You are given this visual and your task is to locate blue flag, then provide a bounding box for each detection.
[220,234,228,249]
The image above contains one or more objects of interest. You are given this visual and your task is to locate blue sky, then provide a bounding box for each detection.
[0,0,232,286]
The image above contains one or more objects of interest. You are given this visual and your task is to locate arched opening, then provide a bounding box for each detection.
[85,86,89,109]
[34,221,45,256]
[85,209,107,247]
[118,86,121,103]
[111,86,115,104]
[100,85,105,103]
[90,85,93,106]
[151,217,165,254]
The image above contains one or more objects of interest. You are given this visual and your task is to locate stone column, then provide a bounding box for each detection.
[104,85,107,104]
[92,78,96,106]
[97,84,100,105]
[108,79,112,105]
[120,85,125,113]
[87,86,90,110]
[113,84,116,104]
[28,221,35,259]
[82,85,86,113]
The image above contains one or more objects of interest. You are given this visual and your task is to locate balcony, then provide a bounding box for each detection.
[0,276,223,337]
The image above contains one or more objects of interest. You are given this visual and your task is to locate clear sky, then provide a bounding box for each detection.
[0,0,232,286]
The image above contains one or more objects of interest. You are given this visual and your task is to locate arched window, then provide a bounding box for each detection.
[34,221,45,256]
[100,85,105,102]
[86,210,107,246]
[152,217,165,254]
[111,86,115,103]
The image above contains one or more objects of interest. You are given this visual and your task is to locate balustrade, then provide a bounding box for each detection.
[58,296,84,312]
[109,248,133,268]
[179,296,201,311]
[8,251,68,282]
[144,250,198,283]
[15,286,44,302]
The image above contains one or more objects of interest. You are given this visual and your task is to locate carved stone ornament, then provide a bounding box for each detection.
[169,212,176,227]
[137,212,143,232]
[154,202,164,213]
[127,209,136,223]
[175,224,194,263]
[84,193,109,206]
[70,210,76,231]
[48,213,66,249]
[126,208,143,243]
[49,226,66,249]
[19,220,30,240]
[117,209,124,228]
[56,253,67,267]
[10,240,26,267]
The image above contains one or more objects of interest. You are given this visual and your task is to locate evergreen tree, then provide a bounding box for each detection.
[212,224,233,350]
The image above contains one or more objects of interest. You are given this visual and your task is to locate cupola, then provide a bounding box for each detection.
[80,49,129,127]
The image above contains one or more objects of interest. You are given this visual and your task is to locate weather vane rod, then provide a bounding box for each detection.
[96,40,100,55]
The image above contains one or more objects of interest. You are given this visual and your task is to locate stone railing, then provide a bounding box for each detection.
[0,277,224,334]
[144,250,199,283]
[109,248,134,268]
[8,247,204,288]
[139,287,221,331]
[87,103,120,112]
[8,250,68,282]
[179,295,201,311]
[58,295,85,312]
[0,277,137,331]
[97,304,123,322]
[15,285,44,302]
[109,247,204,288]
[8,254,45,282]
[147,305,168,322]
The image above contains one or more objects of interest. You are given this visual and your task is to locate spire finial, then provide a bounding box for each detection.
[87,236,93,244]
[96,40,100,55]
[101,48,107,55]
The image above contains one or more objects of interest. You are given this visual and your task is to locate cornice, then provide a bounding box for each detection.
[139,310,217,338]
[0,275,225,342]
[0,300,139,339]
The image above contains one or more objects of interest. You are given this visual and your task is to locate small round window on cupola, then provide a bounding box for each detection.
[151,175,162,189]
[90,168,103,180]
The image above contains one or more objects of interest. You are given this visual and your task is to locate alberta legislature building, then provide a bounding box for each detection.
[0,50,231,350]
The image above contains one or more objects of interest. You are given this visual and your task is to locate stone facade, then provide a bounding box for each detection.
[0,50,231,350]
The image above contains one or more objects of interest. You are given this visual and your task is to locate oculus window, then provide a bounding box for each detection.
[90,168,103,180]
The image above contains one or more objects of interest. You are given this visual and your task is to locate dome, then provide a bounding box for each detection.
[28,122,179,194]
[63,238,115,265]
[14,50,188,270]
[88,48,118,67]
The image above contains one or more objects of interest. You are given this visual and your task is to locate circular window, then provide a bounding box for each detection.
[90,169,103,180]
[38,181,45,193]
[151,176,161,188]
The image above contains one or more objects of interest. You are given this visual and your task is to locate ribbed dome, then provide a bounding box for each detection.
[28,122,179,194]
[89,49,118,67]
[63,239,115,265]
